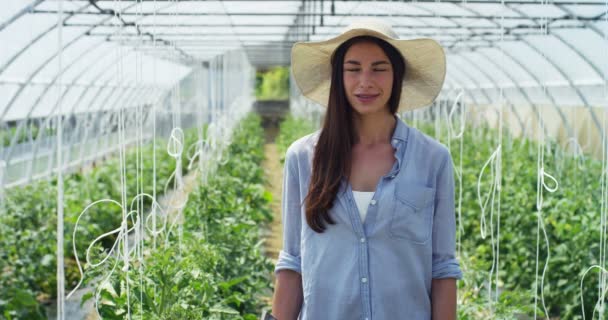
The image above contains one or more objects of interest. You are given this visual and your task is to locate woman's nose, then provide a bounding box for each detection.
[358,70,374,88]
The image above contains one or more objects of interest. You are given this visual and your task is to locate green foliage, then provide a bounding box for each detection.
[275,115,315,164]
[0,124,55,147]
[255,67,290,101]
[0,128,201,319]
[419,122,605,319]
[83,113,274,319]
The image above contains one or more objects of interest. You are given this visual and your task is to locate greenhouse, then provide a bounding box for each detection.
[0,0,607,319]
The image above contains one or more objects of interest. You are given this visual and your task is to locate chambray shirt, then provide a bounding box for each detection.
[274,116,462,320]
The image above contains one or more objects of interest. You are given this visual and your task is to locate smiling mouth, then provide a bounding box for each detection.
[355,94,380,103]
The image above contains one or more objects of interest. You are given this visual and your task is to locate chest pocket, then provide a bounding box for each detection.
[389,181,435,244]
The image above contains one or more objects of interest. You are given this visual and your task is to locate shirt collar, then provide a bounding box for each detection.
[390,114,409,148]
[388,114,410,176]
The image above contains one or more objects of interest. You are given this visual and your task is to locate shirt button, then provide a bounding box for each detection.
[360,237,366,243]
[361,277,368,283]
[370,199,377,205]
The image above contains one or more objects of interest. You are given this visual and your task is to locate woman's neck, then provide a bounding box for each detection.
[353,111,396,146]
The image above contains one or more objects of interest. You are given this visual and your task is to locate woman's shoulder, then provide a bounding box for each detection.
[284,129,321,167]
[407,124,450,157]
[286,129,320,155]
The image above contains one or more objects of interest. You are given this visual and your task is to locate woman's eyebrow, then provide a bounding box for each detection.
[344,60,390,66]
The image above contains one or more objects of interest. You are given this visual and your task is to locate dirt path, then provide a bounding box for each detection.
[262,142,284,270]
[260,127,285,308]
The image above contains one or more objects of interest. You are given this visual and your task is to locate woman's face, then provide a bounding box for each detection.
[342,41,394,116]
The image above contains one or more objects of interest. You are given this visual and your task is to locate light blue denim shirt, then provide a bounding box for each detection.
[274,116,462,320]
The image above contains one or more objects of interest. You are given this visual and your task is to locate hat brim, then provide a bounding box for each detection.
[291,28,446,112]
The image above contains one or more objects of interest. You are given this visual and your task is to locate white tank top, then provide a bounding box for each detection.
[352,190,375,223]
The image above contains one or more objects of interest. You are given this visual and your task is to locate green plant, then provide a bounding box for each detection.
[255,67,290,101]
[420,122,605,319]
[0,127,201,319]
[275,115,315,164]
[82,114,274,319]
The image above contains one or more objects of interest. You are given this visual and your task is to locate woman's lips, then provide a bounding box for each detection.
[355,94,379,104]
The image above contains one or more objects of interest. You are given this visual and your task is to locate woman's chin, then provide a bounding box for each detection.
[352,105,386,116]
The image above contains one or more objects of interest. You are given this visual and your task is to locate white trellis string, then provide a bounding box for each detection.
[564,137,586,171]
[596,96,608,319]
[163,113,187,250]
[134,1,145,317]
[605,0,608,103]
[56,0,66,318]
[476,141,501,305]
[114,0,133,316]
[580,265,608,320]
[66,198,140,315]
[151,0,158,253]
[447,91,466,260]
[65,191,168,309]
[494,2,506,310]
[532,0,558,317]
[578,47,607,318]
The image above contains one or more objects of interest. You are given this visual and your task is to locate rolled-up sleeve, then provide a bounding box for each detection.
[274,148,303,275]
[432,150,463,279]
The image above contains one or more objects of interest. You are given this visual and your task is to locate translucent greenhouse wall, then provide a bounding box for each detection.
[0,49,254,189]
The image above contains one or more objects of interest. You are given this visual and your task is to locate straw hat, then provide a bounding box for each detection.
[291,19,446,111]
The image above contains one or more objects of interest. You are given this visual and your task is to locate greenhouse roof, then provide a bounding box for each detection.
[0,0,607,121]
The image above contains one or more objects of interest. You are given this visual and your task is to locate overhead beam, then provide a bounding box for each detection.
[33,10,607,23]
[64,22,588,31]
[88,31,548,38]
[0,0,44,32]
[67,0,608,4]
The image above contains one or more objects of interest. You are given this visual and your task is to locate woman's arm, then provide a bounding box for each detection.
[272,147,304,320]
[431,150,462,319]
[431,278,457,320]
[272,270,304,320]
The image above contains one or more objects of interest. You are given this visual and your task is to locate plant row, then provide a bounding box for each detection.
[0,127,200,319]
[421,122,603,319]
[275,114,315,165]
[82,113,275,319]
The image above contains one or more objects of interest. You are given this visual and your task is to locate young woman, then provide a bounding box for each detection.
[271,19,462,320]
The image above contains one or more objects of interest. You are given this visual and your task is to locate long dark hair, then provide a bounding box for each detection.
[304,35,406,233]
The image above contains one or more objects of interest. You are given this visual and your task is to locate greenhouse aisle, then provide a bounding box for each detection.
[261,122,285,308]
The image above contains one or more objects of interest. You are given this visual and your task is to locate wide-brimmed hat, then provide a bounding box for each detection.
[291,19,446,111]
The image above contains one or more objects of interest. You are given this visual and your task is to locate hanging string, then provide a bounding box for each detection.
[602,6,608,318]
[66,197,144,316]
[580,265,608,320]
[135,1,144,317]
[151,0,159,250]
[474,5,506,312]
[447,91,466,260]
[580,82,608,319]
[116,0,133,317]
[55,0,66,318]
[534,0,559,317]
[596,70,608,318]
[476,140,501,305]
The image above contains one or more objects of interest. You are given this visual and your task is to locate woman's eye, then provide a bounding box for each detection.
[374,69,387,72]
[345,69,360,72]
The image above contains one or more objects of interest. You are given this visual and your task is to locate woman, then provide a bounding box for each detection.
[271,19,462,320]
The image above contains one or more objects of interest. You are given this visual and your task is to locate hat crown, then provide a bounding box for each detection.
[342,19,399,39]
